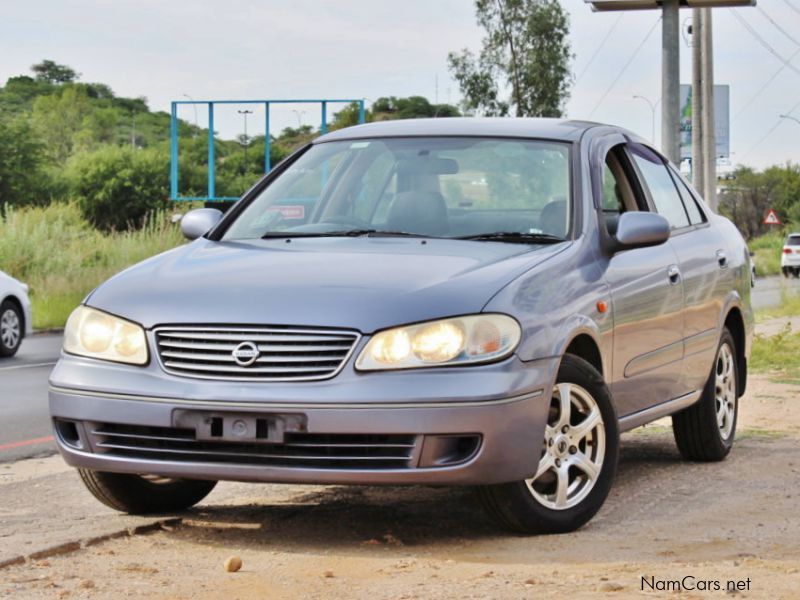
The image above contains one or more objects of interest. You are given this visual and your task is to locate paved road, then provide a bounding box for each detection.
[751,274,800,311]
[0,334,61,463]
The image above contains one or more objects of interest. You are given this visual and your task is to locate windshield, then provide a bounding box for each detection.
[221,137,572,241]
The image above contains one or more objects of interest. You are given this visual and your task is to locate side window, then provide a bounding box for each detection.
[630,146,690,229]
[600,146,641,236]
[668,167,706,226]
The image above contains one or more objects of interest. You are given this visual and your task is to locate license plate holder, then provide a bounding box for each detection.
[173,410,307,444]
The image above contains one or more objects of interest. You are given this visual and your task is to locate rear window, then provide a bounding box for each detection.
[788,235,800,246]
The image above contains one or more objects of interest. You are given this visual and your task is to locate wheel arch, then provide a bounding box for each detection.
[564,332,604,381]
[723,306,747,397]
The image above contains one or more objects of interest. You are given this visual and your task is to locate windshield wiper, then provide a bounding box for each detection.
[457,232,567,244]
[262,229,433,239]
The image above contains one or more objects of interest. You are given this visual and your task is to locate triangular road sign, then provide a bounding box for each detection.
[764,209,782,225]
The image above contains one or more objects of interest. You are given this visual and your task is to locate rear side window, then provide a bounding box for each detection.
[668,168,705,226]
[788,235,800,247]
[630,146,690,229]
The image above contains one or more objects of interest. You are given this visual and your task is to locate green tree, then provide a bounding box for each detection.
[448,0,572,117]
[66,146,169,231]
[31,85,93,162]
[0,115,49,209]
[31,60,79,85]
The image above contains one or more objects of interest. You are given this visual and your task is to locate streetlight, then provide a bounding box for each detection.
[182,93,199,134]
[780,114,800,127]
[633,95,660,144]
[238,109,253,172]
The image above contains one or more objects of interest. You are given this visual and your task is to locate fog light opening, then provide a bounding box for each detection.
[55,419,83,449]
[418,434,481,468]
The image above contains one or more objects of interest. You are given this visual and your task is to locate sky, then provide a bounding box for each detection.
[2,0,799,169]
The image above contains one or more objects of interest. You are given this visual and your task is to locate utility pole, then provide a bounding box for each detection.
[691,9,704,195]
[661,0,681,164]
[701,8,717,211]
[585,1,754,172]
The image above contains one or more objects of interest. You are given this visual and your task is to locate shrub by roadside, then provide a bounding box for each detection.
[748,230,787,277]
[0,202,184,329]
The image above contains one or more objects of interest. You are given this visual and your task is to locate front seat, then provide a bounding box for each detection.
[539,199,567,237]
[386,191,449,236]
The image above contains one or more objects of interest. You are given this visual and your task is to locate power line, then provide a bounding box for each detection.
[575,13,625,84]
[729,10,800,78]
[731,6,800,122]
[588,16,661,119]
[782,0,800,17]
[757,6,800,48]
[742,98,800,161]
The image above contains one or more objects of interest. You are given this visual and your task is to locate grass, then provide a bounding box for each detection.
[751,323,800,381]
[749,230,789,277]
[0,203,185,329]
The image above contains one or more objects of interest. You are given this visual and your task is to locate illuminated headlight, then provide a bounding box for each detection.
[356,314,521,371]
[63,306,148,365]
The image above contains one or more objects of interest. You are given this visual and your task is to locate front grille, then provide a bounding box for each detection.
[154,326,360,381]
[90,423,417,469]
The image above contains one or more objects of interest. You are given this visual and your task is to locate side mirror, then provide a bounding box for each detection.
[613,212,670,251]
[181,208,223,240]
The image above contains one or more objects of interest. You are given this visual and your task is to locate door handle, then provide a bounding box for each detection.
[668,265,681,285]
[716,250,728,269]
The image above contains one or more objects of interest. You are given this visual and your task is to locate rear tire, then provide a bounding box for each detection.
[672,328,738,462]
[0,300,23,357]
[478,354,619,534]
[78,469,217,514]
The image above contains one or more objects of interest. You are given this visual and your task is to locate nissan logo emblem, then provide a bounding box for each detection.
[232,341,260,367]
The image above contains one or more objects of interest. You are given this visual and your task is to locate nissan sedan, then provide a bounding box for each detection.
[50,118,753,533]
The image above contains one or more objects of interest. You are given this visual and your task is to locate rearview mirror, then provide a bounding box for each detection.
[181,208,223,240]
[613,212,670,251]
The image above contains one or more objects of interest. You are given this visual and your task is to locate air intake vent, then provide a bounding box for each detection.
[90,423,417,470]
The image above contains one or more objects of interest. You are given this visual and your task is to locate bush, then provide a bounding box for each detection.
[66,145,169,231]
[0,202,183,328]
[749,230,788,277]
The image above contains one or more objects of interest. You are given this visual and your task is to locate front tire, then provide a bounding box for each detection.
[78,469,217,514]
[478,354,619,534]
[672,328,738,461]
[0,300,23,357]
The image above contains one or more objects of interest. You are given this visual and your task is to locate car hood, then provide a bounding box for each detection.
[86,237,567,333]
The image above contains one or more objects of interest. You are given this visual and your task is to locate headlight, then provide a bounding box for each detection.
[356,314,521,371]
[63,306,148,365]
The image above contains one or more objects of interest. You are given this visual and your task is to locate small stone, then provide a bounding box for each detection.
[479,571,494,578]
[524,577,540,585]
[599,582,625,592]
[323,570,335,578]
[224,556,242,573]
[79,580,95,589]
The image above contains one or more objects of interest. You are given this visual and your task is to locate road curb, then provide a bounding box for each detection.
[0,517,183,570]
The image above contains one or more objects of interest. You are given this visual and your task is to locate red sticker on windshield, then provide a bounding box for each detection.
[268,205,305,220]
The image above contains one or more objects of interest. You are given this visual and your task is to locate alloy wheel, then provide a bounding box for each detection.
[527,382,606,510]
[1,308,20,350]
[715,342,737,440]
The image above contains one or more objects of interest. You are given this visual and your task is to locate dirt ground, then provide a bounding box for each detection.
[2,374,799,599]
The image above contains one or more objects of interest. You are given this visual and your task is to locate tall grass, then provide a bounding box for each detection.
[749,230,787,277]
[0,203,184,329]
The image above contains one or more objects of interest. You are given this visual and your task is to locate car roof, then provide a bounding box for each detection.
[316,117,604,144]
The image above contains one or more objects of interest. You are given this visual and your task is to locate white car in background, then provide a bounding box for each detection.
[782,233,800,278]
[0,270,32,357]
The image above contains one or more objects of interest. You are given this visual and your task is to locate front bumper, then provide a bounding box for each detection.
[49,355,557,486]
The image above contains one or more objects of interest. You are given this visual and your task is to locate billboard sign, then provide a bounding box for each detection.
[586,1,755,10]
[679,84,730,160]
